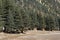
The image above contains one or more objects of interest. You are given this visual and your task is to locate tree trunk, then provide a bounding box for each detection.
[42,28,45,31]
[21,28,24,33]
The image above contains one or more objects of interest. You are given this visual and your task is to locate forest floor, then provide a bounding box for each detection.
[0,30,60,40]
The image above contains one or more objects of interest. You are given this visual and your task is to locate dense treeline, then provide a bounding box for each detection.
[0,0,60,33]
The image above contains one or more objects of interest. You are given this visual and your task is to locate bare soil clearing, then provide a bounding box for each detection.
[0,30,60,40]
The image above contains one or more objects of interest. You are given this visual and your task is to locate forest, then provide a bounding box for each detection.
[0,0,60,33]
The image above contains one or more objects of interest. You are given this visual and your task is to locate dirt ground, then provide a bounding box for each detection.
[0,30,60,40]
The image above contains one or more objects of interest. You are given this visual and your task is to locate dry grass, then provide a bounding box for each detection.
[0,30,60,40]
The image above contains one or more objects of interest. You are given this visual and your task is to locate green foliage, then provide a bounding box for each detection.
[0,0,60,33]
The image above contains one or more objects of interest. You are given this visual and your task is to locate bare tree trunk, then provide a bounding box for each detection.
[21,28,24,33]
[42,28,45,31]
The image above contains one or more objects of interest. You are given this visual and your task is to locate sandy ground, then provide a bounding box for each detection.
[0,30,60,40]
